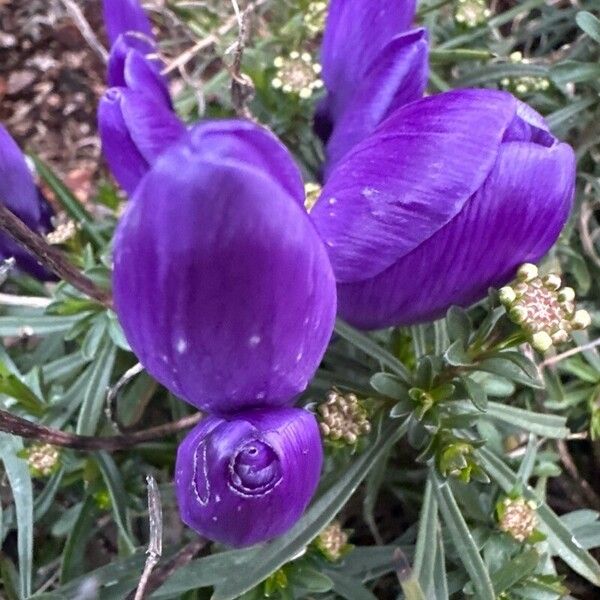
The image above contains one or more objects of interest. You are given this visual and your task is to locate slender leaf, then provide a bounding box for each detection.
[413,477,438,595]
[576,10,600,43]
[0,433,33,598]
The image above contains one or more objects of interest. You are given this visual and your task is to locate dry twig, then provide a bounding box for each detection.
[61,0,109,63]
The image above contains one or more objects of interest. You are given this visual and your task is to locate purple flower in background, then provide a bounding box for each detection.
[317,0,428,171]
[176,407,322,547]
[0,125,54,280]
[310,89,576,329]
[113,120,337,413]
[99,0,182,195]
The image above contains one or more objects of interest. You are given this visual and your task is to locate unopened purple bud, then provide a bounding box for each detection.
[175,408,322,547]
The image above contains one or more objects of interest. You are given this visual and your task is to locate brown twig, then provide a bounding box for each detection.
[229,2,255,119]
[126,538,206,600]
[132,476,163,600]
[60,0,109,63]
[0,409,202,451]
[0,202,112,308]
[540,336,600,368]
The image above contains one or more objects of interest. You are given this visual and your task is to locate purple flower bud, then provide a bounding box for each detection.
[310,89,575,329]
[175,407,322,547]
[0,125,54,280]
[113,121,336,413]
[98,87,186,195]
[102,0,154,47]
[317,0,427,166]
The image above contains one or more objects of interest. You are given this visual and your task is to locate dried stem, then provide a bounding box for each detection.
[540,336,600,368]
[126,538,206,600]
[61,0,109,63]
[0,202,112,308]
[132,476,163,600]
[229,2,255,119]
[556,438,600,512]
[0,409,202,451]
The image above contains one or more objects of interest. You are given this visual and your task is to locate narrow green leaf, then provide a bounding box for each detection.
[0,433,33,598]
[551,61,600,85]
[75,337,116,435]
[211,418,411,600]
[32,155,105,247]
[477,447,600,586]
[491,549,539,594]
[0,314,79,337]
[476,357,543,389]
[433,474,495,600]
[326,572,378,600]
[445,340,473,367]
[34,468,65,522]
[335,320,411,383]
[446,307,471,346]
[0,362,46,416]
[576,11,600,43]
[370,372,409,400]
[462,376,488,411]
[547,98,596,131]
[432,528,449,599]
[95,452,137,554]
[413,477,438,595]
[60,494,98,583]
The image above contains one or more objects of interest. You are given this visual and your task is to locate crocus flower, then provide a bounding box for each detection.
[176,407,322,547]
[310,89,576,329]
[112,119,337,413]
[316,0,428,170]
[0,125,54,280]
[99,0,181,195]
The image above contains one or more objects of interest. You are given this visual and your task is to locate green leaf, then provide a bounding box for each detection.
[432,528,449,599]
[490,549,539,594]
[551,61,600,85]
[453,400,569,438]
[413,478,438,596]
[95,451,137,553]
[444,340,473,367]
[0,314,79,337]
[475,356,544,389]
[326,572,378,600]
[477,447,600,586]
[0,433,33,598]
[446,306,472,345]
[34,468,65,522]
[461,376,488,411]
[433,473,495,600]
[363,447,391,543]
[370,372,409,400]
[0,362,46,416]
[576,11,600,43]
[547,98,596,131]
[211,418,411,600]
[31,155,105,247]
[75,337,116,435]
[60,494,99,583]
[335,320,411,383]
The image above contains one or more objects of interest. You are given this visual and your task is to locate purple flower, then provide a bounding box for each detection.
[310,89,576,329]
[317,0,428,169]
[112,120,337,413]
[98,88,185,196]
[0,125,54,280]
[99,0,180,195]
[103,0,154,47]
[175,407,322,547]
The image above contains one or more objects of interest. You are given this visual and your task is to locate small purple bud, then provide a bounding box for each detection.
[175,408,322,547]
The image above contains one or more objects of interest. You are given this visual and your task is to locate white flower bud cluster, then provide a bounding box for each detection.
[318,390,371,444]
[26,443,60,476]
[304,1,328,35]
[271,52,323,99]
[454,0,491,28]
[499,263,590,352]
[316,521,349,561]
[500,51,551,96]
[498,497,537,542]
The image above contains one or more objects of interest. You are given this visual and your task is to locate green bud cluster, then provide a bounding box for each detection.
[500,52,551,96]
[499,263,591,352]
[318,390,371,445]
[435,435,489,483]
[315,521,351,561]
[454,0,491,28]
[271,51,323,99]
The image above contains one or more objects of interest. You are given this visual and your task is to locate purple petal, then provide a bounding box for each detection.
[337,139,575,328]
[175,407,322,547]
[113,135,336,413]
[119,89,185,163]
[107,34,167,97]
[321,0,417,119]
[103,0,153,46]
[311,89,518,283]
[188,120,305,204]
[98,88,149,195]
[0,125,54,279]
[325,28,428,170]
